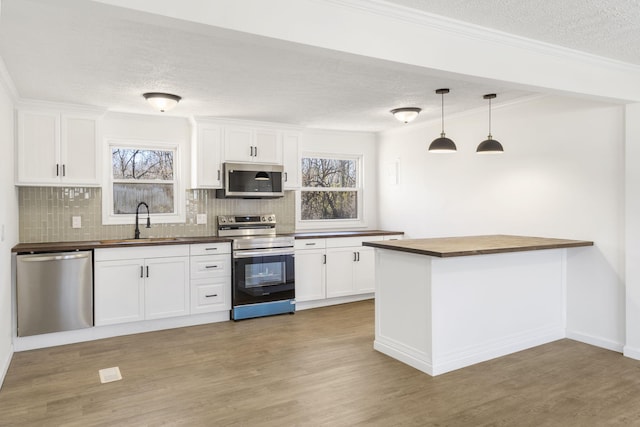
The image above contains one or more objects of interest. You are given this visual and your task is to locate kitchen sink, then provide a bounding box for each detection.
[99,237,180,245]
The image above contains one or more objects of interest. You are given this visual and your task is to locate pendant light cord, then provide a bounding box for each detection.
[441,92,445,136]
[488,97,492,137]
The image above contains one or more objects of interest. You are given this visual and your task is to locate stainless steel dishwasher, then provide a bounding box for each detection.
[16,251,93,337]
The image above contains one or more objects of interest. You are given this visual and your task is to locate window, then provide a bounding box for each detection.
[103,141,184,224]
[300,156,361,222]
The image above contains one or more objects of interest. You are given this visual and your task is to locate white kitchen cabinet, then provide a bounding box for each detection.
[190,242,232,314]
[223,125,281,164]
[16,108,101,186]
[294,247,326,301]
[191,120,223,188]
[94,245,190,326]
[282,131,301,189]
[295,235,403,303]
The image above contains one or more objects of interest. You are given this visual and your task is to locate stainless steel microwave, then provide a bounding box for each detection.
[216,162,284,199]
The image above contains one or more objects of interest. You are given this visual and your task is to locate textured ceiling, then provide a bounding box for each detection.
[0,0,634,131]
[384,0,640,65]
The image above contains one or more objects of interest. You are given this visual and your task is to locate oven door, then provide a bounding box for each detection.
[233,247,295,306]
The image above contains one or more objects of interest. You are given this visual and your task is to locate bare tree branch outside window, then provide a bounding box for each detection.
[111,148,176,214]
[301,157,358,220]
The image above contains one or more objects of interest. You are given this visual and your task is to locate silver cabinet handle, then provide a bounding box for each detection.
[205,265,218,269]
[284,172,288,182]
[205,294,218,298]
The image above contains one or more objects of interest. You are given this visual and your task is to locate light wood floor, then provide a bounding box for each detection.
[2,301,640,426]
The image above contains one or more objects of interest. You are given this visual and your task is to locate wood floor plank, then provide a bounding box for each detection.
[2,301,640,426]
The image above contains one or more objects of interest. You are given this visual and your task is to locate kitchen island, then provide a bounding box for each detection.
[363,235,593,376]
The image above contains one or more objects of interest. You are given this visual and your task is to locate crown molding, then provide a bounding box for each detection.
[322,0,640,73]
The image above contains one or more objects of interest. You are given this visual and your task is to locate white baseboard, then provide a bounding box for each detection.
[623,345,640,360]
[566,330,624,353]
[296,294,373,311]
[0,343,14,390]
[14,311,229,352]
[374,340,434,376]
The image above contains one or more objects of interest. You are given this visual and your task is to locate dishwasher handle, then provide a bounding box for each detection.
[19,252,92,262]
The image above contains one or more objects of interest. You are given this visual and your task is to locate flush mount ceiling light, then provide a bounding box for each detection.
[477,94,504,154]
[142,92,182,112]
[428,89,457,153]
[390,107,422,123]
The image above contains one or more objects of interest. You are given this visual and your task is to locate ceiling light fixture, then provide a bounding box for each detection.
[477,94,504,154]
[390,107,422,123]
[142,92,182,112]
[428,89,457,153]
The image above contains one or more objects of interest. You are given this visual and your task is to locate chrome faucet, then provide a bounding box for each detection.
[134,202,151,239]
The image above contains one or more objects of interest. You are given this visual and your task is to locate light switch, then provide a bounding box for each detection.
[72,216,82,228]
[196,214,207,225]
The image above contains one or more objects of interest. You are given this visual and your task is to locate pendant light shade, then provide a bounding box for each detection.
[143,92,182,112]
[477,94,504,154]
[429,89,457,152]
[391,107,422,123]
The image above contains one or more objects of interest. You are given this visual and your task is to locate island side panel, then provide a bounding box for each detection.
[430,249,567,375]
[374,249,434,375]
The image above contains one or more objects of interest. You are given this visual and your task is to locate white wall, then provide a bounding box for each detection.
[298,129,377,230]
[0,76,18,388]
[377,95,625,350]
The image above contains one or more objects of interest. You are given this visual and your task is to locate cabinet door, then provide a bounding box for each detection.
[325,248,356,298]
[224,126,254,162]
[282,132,300,189]
[61,115,99,185]
[95,259,145,325]
[353,247,376,294]
[17,110,60,184]
[295,249,326,301]
[145,256,190,320]
[193,124,223,188]
[254,129,281,164]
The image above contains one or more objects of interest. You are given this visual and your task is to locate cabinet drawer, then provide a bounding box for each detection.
[294,239,326,250]
[191,280,230,313]
[190,242,231,256]
[95,245,189,262]
[190,255,230,279]
[325,235,383,248]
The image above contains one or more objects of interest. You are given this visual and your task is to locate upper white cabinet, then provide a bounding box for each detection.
[16,106,102,186]
[223,125,281,164]
[282,132,301,189]
[191,119,223,188]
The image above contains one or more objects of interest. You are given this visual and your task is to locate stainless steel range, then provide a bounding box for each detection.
[218,214,295,320]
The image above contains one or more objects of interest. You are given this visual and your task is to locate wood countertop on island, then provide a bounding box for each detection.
[362,234,593,258]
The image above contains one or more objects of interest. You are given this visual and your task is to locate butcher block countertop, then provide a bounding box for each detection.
[362,234,593,258]
[291,230,403,239]
[12,236,233,253]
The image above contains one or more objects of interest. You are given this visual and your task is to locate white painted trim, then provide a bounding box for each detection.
[623,345,640,361]
[14,311,229,352]
[567,331,624,353]
[192,116,303,131]
[16,98,106,115]
[296,294,373,310]
[0,343,14,390]
[326,0,640,72]
[374,339,434,376]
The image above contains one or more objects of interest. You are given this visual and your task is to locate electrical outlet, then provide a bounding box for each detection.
[196,214,207,225]
[72,216,82,228]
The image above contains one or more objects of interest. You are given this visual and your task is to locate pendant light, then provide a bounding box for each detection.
[390,107,422,123]
[477,94,504,153]
[143,92,182,112]
[428,89,457,152]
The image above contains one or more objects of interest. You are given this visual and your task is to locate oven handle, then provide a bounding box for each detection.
[233,247,294,258]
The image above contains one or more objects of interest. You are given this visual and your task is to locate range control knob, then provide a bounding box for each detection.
[261,216,266,222]
[228,217,235,223]
[219,217,226,223]
[267,216,274,222]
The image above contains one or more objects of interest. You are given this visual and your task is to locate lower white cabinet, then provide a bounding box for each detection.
[190,243,231,314]
[94,245,190,326]
[294,235,403,303]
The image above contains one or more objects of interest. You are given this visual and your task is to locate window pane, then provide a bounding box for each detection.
[113,183,174,214]
[301,158,356,188]
[112,148,174,180]
[301,191,357,220]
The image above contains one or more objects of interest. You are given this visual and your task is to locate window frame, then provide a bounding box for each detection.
[102,139,185,225]
[296,152,365,229]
